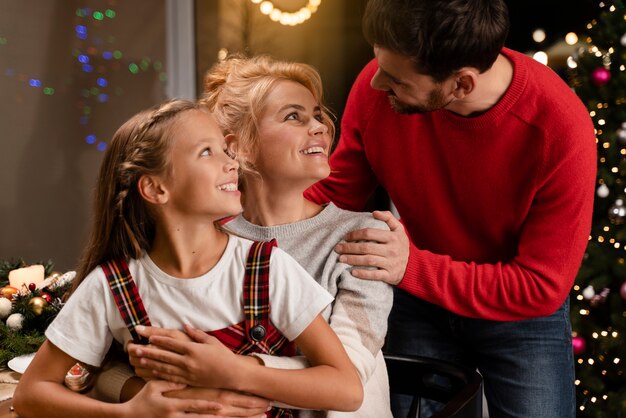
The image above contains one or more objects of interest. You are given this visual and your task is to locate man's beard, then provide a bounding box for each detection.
[388,86,452,114]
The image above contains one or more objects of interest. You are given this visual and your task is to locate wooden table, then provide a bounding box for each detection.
[0,367,19,418]
[0,398,17,418]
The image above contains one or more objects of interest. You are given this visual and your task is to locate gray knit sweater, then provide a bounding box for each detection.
[225,203,393,417]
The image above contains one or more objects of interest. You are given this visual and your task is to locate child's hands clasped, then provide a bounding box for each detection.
[128,324,243,390]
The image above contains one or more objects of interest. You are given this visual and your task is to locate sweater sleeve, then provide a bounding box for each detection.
[310,57,596,322]
[259,266,392,385]
[398,118,597,321]
[306,59,381,209]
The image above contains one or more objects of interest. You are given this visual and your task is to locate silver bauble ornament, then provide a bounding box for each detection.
[582,285,595,300]
[597,184,610,198]
[609,198,626,225]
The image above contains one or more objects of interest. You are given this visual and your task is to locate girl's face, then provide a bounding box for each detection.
[252,80,331,189]
[164,110,241,220]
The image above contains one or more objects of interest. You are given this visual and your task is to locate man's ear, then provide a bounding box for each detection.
[137,174,168,205]
[451,69,478,99]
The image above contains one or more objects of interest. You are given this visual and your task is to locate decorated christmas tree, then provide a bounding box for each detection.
[568,1,626,416]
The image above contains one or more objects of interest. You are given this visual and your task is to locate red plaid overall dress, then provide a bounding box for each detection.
[101,240,296,417]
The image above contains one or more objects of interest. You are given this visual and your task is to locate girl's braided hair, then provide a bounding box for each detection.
[72,99,202,293]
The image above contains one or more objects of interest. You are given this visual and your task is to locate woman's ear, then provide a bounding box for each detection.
[225,133,239,157]
[226,133,255,166]
[137,174,168,205]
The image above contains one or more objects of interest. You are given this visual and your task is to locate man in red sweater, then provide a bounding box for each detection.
[306,0,596,416]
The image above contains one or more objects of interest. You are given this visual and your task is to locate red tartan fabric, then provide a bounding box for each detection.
[102,240,296,418]
[102,258,151,344]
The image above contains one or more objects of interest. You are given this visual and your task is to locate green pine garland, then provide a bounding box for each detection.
[0,258,72,367]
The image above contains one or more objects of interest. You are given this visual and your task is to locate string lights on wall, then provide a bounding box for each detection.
[250,0,322,26]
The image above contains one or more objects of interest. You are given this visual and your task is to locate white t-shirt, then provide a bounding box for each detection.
[46,235,333,367]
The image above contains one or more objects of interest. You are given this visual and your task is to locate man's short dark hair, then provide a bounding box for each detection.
[363,0,509,81]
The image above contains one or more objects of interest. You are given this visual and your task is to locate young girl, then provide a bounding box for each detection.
[126,57,393,417]
[12,100,363,418]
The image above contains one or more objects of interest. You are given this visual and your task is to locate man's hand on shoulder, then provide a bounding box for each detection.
[335,210,409,285]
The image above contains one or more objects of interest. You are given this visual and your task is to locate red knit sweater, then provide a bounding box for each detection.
[307,48,597,321]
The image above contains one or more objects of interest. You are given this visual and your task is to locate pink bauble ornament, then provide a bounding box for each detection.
[572,336,586,355]
[591,67,611,86]
[620,281,626,300]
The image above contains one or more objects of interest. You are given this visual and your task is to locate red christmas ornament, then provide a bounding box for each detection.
[41,292,53,303]
[572,336,586,356]
[620,281,626,300]
[28,282,37,292]
[591,67,611,86]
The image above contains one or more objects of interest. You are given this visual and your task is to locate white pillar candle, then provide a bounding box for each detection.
[8,264,45,291]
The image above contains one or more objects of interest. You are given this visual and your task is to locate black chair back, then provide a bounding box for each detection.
[385,354,483,418]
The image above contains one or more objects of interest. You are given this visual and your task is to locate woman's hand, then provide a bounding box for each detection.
[166,387,271,417]
[123,379,223,417]
[128,324,246,389]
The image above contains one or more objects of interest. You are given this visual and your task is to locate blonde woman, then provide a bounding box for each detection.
[130,56,394,417]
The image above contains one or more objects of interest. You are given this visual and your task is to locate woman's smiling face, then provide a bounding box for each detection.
[252,80,331,189]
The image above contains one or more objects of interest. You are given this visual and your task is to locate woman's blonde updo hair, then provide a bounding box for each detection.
[200,55,335,175]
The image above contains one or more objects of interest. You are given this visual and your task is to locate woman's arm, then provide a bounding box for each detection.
[129,317,363,411]
[12,340,220,418]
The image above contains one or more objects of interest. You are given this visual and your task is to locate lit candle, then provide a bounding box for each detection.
[8,264,45,291]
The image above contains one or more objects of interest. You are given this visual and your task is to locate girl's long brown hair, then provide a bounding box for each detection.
[72,99,202,292]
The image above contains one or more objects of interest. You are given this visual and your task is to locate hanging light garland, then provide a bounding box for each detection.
[250,0,322,26]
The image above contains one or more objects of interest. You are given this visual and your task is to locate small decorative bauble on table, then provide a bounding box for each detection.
[0,298,11,319]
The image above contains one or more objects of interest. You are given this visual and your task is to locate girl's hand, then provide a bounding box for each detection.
[128,325,192,379]
[128,324,244,389]
[166,387,271,417]
[123,379,223,417]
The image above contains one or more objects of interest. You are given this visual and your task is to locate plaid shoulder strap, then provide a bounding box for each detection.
[243,240,276,344]
[101,258,151,344]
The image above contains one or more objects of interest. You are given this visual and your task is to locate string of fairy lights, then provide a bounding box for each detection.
[561,2,625,414]
[249,0,322,26]
[1,5,167,153]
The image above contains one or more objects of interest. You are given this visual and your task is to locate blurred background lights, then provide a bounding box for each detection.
[253,0,322,26]
[260,1,273,14]
[533,28,546,43]
[565,32,579,45]
[533,51,549,65]
[85,134,96,145]
[217,48,228,61]
[75,25,87,40]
